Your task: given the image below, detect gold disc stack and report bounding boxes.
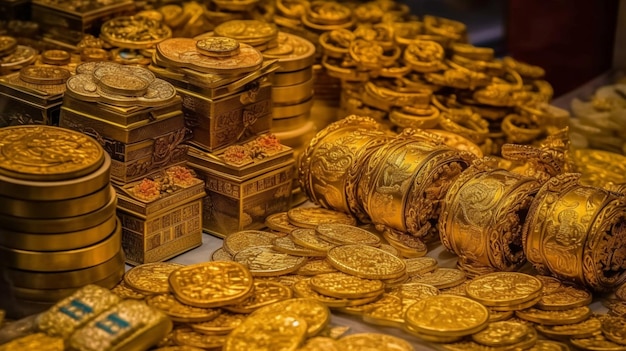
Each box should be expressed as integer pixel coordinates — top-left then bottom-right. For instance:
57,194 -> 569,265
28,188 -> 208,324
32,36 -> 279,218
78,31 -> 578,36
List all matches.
0,125 -> 124,318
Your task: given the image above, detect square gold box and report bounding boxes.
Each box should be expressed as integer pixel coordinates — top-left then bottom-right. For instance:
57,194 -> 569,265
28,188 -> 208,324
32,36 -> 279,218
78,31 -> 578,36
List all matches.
187,144 -> 294,238
116,180 -> 205,265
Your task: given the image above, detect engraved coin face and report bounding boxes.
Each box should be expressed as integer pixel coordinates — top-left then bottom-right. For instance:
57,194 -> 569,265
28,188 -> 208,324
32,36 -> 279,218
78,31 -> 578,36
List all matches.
98,74 -> 149,96
224,313 -> 307,351
465,272 -> 543,307
214,20 -> 278,41
310,272 -> 384,299
515,306 -> 592,325
66,74 -> 102,101
211,248 -> 233,261
405,295 -> 489,337
314,223 -> 379,246
196,37 -> 240,57
537,284 -> 592,310
145,294 -> 222,323
288,207 -> 357,228
233,246 -> 307,276
251,298 -> 330,337
1,46 -> 36,68
407,268 -> 466,289
290,228 -> 337,252
124,262 -> 185,295
19,66 -> 71,85
223,230 -> 278,255
296,259 -> 337,276
265,212 -> 300,233
326,244 -> 406,280
224,280 -> 293,314
41,49 -> 71,65
0,126 -> 104,181
173,328 -> 227,349
388,283 -> 439,301
190,311 -> 247,335
168,261 -> 254,308
100,16 -> 172,49
272,236 -> 326,257
404,257 -> 438,276
471,321 -> 532,347
535,315 -> 601,339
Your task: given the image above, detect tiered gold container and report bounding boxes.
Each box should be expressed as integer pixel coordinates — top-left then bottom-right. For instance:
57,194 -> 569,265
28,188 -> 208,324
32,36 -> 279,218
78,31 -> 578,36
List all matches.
187,135 -> 294,238
0,125 -> 124,318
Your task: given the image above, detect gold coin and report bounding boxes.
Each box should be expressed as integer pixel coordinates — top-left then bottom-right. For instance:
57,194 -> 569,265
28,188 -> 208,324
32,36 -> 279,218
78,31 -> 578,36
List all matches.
617,283 -> 626,301
292,279 -> 379,308
535,276 -> 564,294
272,236 -> 327,257
535,315 -> 601,339
224,280 -> 293,314
100,16 -> 172,49
263,32 -> 316,72
404,257 -> 438,276
196,37 -> 240,58
387,283 -> 439,300
537,284 -> 593,311
233,246 -> 307,277
309,272 -> 384,299
211,248 -> 233,261
336,333 -> 415,351
296,259 -> 338,276
465,272 -> 543,307
169,261 -> 253,308
602,316 -> 626,346
19,66 -> 70,85
378,243 -> 401,257
515,306 -> 591,325
224,312 -> 307,351
299,337 -> 340,351
408,268 -> 466,289
440,280 -> 471,296
173,328 -> 227,349
287,207 -> 357,228
570,334 -> 626,351
337,293 -> 397,316
223,230 -> 278,255
124,262 -> 185,295
290,228 -> 337,252
251,298 -> 330,337
404,295 -> 489,337
314,223 -> 380,246
361,295 -> 408,328
471,321 -> 533,347
111,280 -> 146,300
605,299 -> 626,317
265,212 -> 300,234
0,125 -> 104,181
190,311 -> 247,335
526,340 -> 572,351
326,244 -> 405,280
214,20 -> 278,43
487,309 -> 514,322
0,35 -> 17,56
0,333 -> 64,351
146,294 -> 222,323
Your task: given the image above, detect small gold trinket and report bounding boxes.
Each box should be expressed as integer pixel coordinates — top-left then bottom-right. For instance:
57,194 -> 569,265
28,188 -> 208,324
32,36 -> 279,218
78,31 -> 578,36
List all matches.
290,228 -> 337,252
404,257 -> 438,276
272,236 -> 327,257
173,328 -> 227,350
296,259 -> 337,276
110,280 -> 146,300
602,316 -> 626,346
570,334 -> 626,351
265,212 -> 300,234
211,248 -> 233,261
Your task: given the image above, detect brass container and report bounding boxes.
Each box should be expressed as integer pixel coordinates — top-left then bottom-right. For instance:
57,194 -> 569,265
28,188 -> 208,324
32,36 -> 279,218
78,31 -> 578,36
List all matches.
31,0 -> 135,46
523,173 -> 626,292
116,180 -> 205,266
0,72 -> 65,126
439,163 -> 541,274
59,95 -> 188,184
187,144 -> 294,238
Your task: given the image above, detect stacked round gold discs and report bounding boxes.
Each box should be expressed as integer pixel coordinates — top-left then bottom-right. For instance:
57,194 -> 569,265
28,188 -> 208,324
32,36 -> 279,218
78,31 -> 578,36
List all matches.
0,126 -> 124,316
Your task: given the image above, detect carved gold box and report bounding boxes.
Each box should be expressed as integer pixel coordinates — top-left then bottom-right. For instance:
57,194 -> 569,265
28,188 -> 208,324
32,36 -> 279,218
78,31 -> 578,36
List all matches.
31,0 -> 135,47
59,95 -> 188,184
115,168 -> 205,265
186,142 -> 294,238
0,72 -> 65,126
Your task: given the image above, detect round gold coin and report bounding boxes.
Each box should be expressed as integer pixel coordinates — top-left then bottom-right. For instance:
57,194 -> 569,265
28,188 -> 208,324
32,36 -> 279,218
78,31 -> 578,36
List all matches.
408,268 -> 467,289
265,212 -> 300,234
97,73 -> 150,96
570,334 -> 626,351
388,283 -> 440,301
223,230 -> 278,255
326,244 -> 406,280
310,272 -> 384,299
251,298 -> 330,337
296,259 -> 338,276
602,315 -> 626,346
537,283 -> 593,311
271,235 -> 326,257
110,280 -> 146,300
405,295 -> 489,337
224,280 -> 293,314
211,248 -> 233,261
233,246 -> 307,277
471,321 -> 533,347
190,311 -> 247,335
465,272 -> 543,307
173,328 -> 227,349
224,313 -> 307,351
196,37 -> 240,58
169,261 -> 254,308
19,66 -> 71,85
124,262 -> 185,295
290,228 -> 337,252
527,339 -> 573,351
535,315 -> 601,339
0,125 -> 104,181
0,333 -> 64,351
336,333 -> 415,351
404,257 -> 438,276
515,306 -> 592,325
287,207 -> 357,228
0,35 -> 17,56
41,49 -> 71,65
314,223 -> 380,246
145,294 -> 222,323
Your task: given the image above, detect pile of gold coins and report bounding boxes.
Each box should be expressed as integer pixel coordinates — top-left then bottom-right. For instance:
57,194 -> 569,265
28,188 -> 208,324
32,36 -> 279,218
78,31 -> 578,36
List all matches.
0,284 -> 171,350
0,126 -> 124,316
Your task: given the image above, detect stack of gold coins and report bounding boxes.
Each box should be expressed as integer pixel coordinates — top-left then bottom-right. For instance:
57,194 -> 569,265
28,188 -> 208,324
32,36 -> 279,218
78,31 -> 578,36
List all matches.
262,31 -> 316,205
214,20 -> 279,52
0,36 -> 37,76
0,125 -> 124,318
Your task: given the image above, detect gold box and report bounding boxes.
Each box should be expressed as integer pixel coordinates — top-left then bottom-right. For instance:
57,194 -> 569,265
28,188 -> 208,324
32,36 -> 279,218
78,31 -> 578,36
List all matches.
187,144 -> 294,238
116,176 -> 205,265
31,0 -> 135,46
0,72 -> 65,126
59,95 -> 188,184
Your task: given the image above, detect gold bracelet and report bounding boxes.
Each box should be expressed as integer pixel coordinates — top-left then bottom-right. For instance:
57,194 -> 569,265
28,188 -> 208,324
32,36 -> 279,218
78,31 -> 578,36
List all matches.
439,109 -> 490,144
389,105 -> 441,130
501,113 -> 544,144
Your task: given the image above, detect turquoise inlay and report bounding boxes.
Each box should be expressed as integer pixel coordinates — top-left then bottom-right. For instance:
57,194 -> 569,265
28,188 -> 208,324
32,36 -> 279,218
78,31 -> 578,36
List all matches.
59,299 -> 93,321
95,313 -> 131,335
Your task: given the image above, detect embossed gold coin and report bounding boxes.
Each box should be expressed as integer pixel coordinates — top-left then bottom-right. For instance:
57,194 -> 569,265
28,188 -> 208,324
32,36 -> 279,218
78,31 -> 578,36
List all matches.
223,230 -> 278,255
404,323 -> 464,343
19,66 -> 70,85
327,244 -> 406,280
404,257 -> 438,276
287,207 -> 357,228
145,294 -> 221,323
296,259 -> 338,276
100,16 -> 172,49
110,280 -> 146,300
292,279 -> 379,308
314,223 -> 380,246
233,246 -> 307,276
169,261 -> 253,308
362,294 -> 409,328
0,35 -> 17,56
224,280 -> 293,314
465,272 -> 543,307
0,125 -> 104,181
124,262 -> 184,295
388,283 -> 439,300
471,321 -> 533,347
173,328 -> 227,349
41,49 -> 71,65
196,37 -> 240,57
272,235 -> 326,257
408,268 -> 467,289
190,311 -> 247,335
570,334 -> 626,351
602,315 -> 626,346
224,312 -> 307,351
263,32 -> 316,72
211,248 -> 233,261
214,20 -> 278,45
336,333 -> 414,351
405,295 -> 489,337
0,333 -> 64,351
309,272 -> 384,299
290,228 -> 337,252
515,306 -> 592,325
251,298 -> 330,337
537,283 -> 593,311
265,212 -> 300,233
535,315 -> 601,339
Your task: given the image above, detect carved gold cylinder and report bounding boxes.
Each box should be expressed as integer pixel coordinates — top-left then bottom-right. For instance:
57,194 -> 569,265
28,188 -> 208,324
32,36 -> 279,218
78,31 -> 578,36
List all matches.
299,115 -> 392,222
523,173 -> 626,292
439,162 -> 541,274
